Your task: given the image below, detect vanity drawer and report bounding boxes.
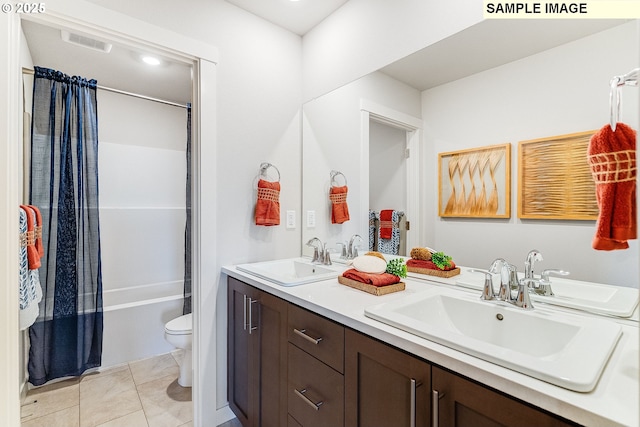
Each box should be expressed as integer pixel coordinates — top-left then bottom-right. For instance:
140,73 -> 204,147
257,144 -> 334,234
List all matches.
288,303 -> 344,373
288,344 -> 344,427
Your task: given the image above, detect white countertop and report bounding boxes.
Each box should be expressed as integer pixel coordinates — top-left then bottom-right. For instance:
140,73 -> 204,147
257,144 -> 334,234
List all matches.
222,260 -> 639,427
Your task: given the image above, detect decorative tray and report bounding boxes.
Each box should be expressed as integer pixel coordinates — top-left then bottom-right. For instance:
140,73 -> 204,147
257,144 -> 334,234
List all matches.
338,276 -> 405,296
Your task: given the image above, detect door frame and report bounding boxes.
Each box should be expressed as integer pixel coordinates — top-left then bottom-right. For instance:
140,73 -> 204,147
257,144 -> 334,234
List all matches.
1,3 -> 218,426
360,99 -> 422,254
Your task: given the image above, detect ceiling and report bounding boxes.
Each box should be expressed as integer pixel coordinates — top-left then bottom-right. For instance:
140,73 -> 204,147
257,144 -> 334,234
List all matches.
21,20 -> 192,105
380,19 -> 631,91
225,0 -> 350,36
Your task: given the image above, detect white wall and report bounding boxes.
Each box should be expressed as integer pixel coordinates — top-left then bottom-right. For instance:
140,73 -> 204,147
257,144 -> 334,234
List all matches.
422,22 -> 639,287
98,90 -> 187,366
369,120 -> 407,214
302,71 -> 421,255
302,0 -> 483,101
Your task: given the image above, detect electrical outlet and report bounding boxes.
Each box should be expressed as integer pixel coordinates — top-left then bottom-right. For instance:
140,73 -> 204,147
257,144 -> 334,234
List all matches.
286,210 -> 296,229
306,210 -> 316,228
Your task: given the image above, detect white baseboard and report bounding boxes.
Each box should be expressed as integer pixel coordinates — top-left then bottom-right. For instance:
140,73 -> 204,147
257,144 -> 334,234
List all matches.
216,404 -> 236,425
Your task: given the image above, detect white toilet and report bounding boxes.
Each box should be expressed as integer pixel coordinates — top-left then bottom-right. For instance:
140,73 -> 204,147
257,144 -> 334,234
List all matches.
164,313 -> 192,387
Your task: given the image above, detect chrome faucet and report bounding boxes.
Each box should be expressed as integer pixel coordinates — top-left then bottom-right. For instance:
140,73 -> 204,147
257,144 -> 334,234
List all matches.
535,269 -> 570,296
524,249 -> 543,280
489,258 -> 516,303
306,237 -> 332,265
468,269 -> 495,301
347,234 -> 362,259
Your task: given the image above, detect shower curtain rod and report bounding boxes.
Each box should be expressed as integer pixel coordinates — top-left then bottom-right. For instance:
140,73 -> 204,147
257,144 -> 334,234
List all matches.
22,67 -> 188,109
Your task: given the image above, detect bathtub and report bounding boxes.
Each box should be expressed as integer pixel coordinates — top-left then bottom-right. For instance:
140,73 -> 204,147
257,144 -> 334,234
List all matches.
102,280 -> 185,368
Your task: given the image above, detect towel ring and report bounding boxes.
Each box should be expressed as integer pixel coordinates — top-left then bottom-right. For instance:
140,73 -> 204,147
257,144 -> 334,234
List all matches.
330,170 -> 347,187
259,162 -> 280,182
609,68 -> 639,132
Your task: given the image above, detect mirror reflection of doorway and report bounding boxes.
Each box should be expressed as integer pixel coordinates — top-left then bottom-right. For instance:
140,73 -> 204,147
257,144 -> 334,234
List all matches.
369,119 -> 408,256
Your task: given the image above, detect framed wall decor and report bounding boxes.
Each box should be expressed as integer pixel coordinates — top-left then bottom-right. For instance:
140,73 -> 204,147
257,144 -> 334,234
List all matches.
438,143 -> 511,218
518,131 -> 598,220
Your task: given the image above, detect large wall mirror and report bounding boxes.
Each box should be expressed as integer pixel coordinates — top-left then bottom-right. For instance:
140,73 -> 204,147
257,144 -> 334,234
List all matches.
302,19 -> 639,289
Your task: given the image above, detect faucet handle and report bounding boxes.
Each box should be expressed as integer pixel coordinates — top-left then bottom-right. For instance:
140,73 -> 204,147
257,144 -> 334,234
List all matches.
541,269 -> 570,281
336,242 -> 348,259
515,278 -> 537,310
468,269 -> 495,301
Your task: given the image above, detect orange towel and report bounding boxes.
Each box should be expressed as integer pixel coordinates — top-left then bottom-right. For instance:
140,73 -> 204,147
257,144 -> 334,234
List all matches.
29,205 -> 44,258
407,258 -> 457,271
587,123 -> 637,250
255,179 -> 280,226
379,210 -> 394,239
20,205 -> 41,269
330,185 -> 350,224
342,269 -> 400,287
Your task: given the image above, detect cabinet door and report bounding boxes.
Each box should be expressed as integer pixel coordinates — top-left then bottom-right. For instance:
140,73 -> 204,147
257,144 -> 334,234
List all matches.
227,278 -> 288,427
345,329 -> 431,427
228,277 -> 255,426
432,366 -> 578,427
255,288 -> 289,427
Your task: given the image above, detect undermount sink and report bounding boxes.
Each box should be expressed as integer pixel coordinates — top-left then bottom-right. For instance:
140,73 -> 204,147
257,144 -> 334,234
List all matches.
236,258 -> 340,286
456,271 -> 639,318
365,287 -> 622,392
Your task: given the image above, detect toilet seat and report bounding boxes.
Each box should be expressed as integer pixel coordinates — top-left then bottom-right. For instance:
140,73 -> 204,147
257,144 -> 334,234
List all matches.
165,313 -> 192,335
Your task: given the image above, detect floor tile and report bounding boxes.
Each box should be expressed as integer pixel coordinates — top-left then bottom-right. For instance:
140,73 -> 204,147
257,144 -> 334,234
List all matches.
79,365 -> 142,427
21,405 -> 79,427
96,409 -> 149,427
21,379 -> 79,422
137,374 -> 192,427
129,353 -> 180,386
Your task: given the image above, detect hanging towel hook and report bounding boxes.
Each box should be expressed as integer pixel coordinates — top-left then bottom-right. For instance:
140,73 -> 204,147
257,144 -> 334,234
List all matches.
609,68 -> 639,132
330,170 -> 347,187
259,162 -> 280,182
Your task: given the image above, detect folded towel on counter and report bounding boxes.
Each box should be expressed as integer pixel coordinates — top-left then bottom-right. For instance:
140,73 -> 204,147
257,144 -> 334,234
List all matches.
587,123 -> 637,250
342,269 -> 400,287
255,179 -> 281,226
330,185 -> 350,224
407,258 -> 457,271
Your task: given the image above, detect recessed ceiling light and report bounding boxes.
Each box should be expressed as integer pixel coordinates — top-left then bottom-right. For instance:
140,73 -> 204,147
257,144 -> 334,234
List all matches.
142,56 -> 161,66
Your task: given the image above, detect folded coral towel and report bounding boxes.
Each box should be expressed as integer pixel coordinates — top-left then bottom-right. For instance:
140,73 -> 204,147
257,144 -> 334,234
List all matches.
342,269 -> 400,287
379,209 -> 394,239
255,179 -> 281,226
588,123 -> 637,250
20,205 -> 41,269
407,259 -> 457,271
330,185 -> 350,224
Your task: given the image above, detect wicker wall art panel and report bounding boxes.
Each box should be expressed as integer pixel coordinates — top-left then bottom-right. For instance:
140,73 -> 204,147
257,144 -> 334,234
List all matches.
438,143 -> 511,218
518,131 -> 598,220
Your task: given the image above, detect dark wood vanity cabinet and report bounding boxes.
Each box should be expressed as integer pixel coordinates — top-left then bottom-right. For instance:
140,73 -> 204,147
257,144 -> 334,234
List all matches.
287,302 -> 345,427
432,366 -> 578,427
345,329 -> 431,427
227,277 -> 288,427
228,278 -> 580,427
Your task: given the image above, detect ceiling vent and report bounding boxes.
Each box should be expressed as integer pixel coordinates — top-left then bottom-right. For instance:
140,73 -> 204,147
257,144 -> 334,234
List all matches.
60,30 -> 112,53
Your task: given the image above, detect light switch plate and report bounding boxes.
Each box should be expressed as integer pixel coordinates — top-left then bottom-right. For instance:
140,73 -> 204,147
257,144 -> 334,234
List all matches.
306,210 -> 316,228
286,210 -> 296,229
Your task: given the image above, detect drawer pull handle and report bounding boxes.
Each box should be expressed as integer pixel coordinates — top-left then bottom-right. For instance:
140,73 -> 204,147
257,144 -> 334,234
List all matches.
432,389 -> 445,427
293,328 -> 323,345
294,388 -> 323,411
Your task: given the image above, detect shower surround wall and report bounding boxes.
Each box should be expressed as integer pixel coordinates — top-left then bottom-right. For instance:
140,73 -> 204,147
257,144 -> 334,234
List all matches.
98,90 -> 187,368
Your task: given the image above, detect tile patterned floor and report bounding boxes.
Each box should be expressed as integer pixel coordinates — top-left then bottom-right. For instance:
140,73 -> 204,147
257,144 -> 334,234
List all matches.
20,351 -> 194,427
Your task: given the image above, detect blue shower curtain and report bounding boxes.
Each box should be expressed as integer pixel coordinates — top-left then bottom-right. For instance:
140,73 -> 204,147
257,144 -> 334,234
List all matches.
28,66 -> 103,386
184,103 -> 192,315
